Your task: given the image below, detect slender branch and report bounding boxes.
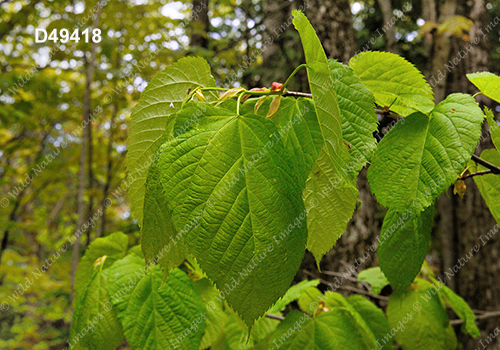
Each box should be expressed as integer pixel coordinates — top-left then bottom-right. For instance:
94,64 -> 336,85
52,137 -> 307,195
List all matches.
265,313 -> 285,321
449,310 -> 500,325
461,169 -> 493,179
302,270 -> 389,301
320,270 -> 359,283
472,91 -> 483,99
340,260 -> 358,277
283,91 -> 312,98
471,154 -> 500,174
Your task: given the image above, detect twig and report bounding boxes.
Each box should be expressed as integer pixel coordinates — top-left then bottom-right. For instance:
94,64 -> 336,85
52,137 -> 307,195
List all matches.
320,270 -> 359,283
471,154 -> 500,174
283,91 -> 312,98
340,260 -> 358,276
461,169 -> 493,179
302,270 -> 389,301
472,309 -> 488,314
449,310 -> 500,325
266,313 -> 285,321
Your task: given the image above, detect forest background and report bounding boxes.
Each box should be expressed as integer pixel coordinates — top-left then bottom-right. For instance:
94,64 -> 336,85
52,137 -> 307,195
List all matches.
0,0 -> 499,348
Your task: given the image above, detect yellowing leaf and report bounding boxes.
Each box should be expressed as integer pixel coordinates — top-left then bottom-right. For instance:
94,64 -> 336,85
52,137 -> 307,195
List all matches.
266,95 -> 281,118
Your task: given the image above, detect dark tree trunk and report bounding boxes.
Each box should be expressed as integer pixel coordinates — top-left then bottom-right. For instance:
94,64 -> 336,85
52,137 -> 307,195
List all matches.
306,0 -> 357,62
70,3 -> 103,300
261,0 -> 308,91
289,0 -> 385,295
376,0 -> 398,53
423,0 -> 500,347
191,0 -> 209,49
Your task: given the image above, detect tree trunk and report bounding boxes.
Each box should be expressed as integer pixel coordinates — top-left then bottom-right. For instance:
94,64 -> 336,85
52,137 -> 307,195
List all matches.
306,0 -> 357,62
191,0 -> 209,49
421,0 -> 500,347
70,2 -> 103,299
290,0 -> 384,292
376,0 -> 398,53
261,0 -> 307,91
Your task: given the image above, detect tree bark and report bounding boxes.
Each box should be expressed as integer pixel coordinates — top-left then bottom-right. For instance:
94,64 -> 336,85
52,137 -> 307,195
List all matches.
261,0 -> 307,91
288,0 -> 384,292
376,0 -> 399,53
70,2 -> 103,299
306,0 -> 357,62
421,0 -> 500,346
191,0 -> 209,49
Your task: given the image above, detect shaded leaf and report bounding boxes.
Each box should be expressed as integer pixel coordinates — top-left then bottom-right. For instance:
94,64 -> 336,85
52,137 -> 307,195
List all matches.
350,51 -> 434,116
387,279 -> 450,350
127,56 -> 216,226
158,103 -> 308,326
368,94 -> 483,212
467,72 -> 500,103
74,231 -> 128,300
378,206 -> 434,290
70,263 -> 123,350
473,149 -> 500,226
431,277 -> 480,338
357,267 -> 390,295
348,295 -> 394,350
107,254 -> 206,350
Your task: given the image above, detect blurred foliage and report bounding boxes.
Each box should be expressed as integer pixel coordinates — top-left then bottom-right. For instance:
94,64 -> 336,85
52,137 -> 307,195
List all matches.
0,0 -> 499,348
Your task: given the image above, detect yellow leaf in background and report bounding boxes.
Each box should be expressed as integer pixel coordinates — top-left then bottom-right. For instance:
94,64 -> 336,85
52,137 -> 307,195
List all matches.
437,16 -> 473,39
418,20 -> 439,37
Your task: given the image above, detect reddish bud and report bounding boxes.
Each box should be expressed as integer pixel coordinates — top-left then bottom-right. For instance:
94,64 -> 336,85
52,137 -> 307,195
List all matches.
270,82 -> 284,91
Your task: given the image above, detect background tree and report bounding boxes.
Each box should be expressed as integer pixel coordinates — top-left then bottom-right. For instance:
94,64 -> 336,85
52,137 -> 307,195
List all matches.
0,0 -> 499,348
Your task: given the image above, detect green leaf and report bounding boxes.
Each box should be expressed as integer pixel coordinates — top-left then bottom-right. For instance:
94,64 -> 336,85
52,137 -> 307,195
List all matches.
302,149 -> 359,263
128,244 -> 144,258
193,278 -> 228,350
368,93 -> 484,212
127,56 -> 216,226
142,148 -> 189,276
484,106 -> 500,151
357,267 -> 390,295
70,262 -> 123,350
467,71 -> 500,103
266,97 -> 324,184
297,286 -> 324,313
107,254 -> 206,350
296,288 -> 380,348
210,308 -> 279,350
329,59 -> 379,168
387,278 -> 450,350
349,51 -> 434,116
267,279 -> 320,313
378,205 -> 434,290
157,103 -> 308,326
74,231 -> 128,300
348,295 -> 394,350
293,10 -> 359,264
474,149 -> 500,225
242,96 -> 324,186
271,309 -> 378,350
430,277 -> 480,338
292,11 -> 352,174
193,275 -> 278,350
444,323 -> 458,350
